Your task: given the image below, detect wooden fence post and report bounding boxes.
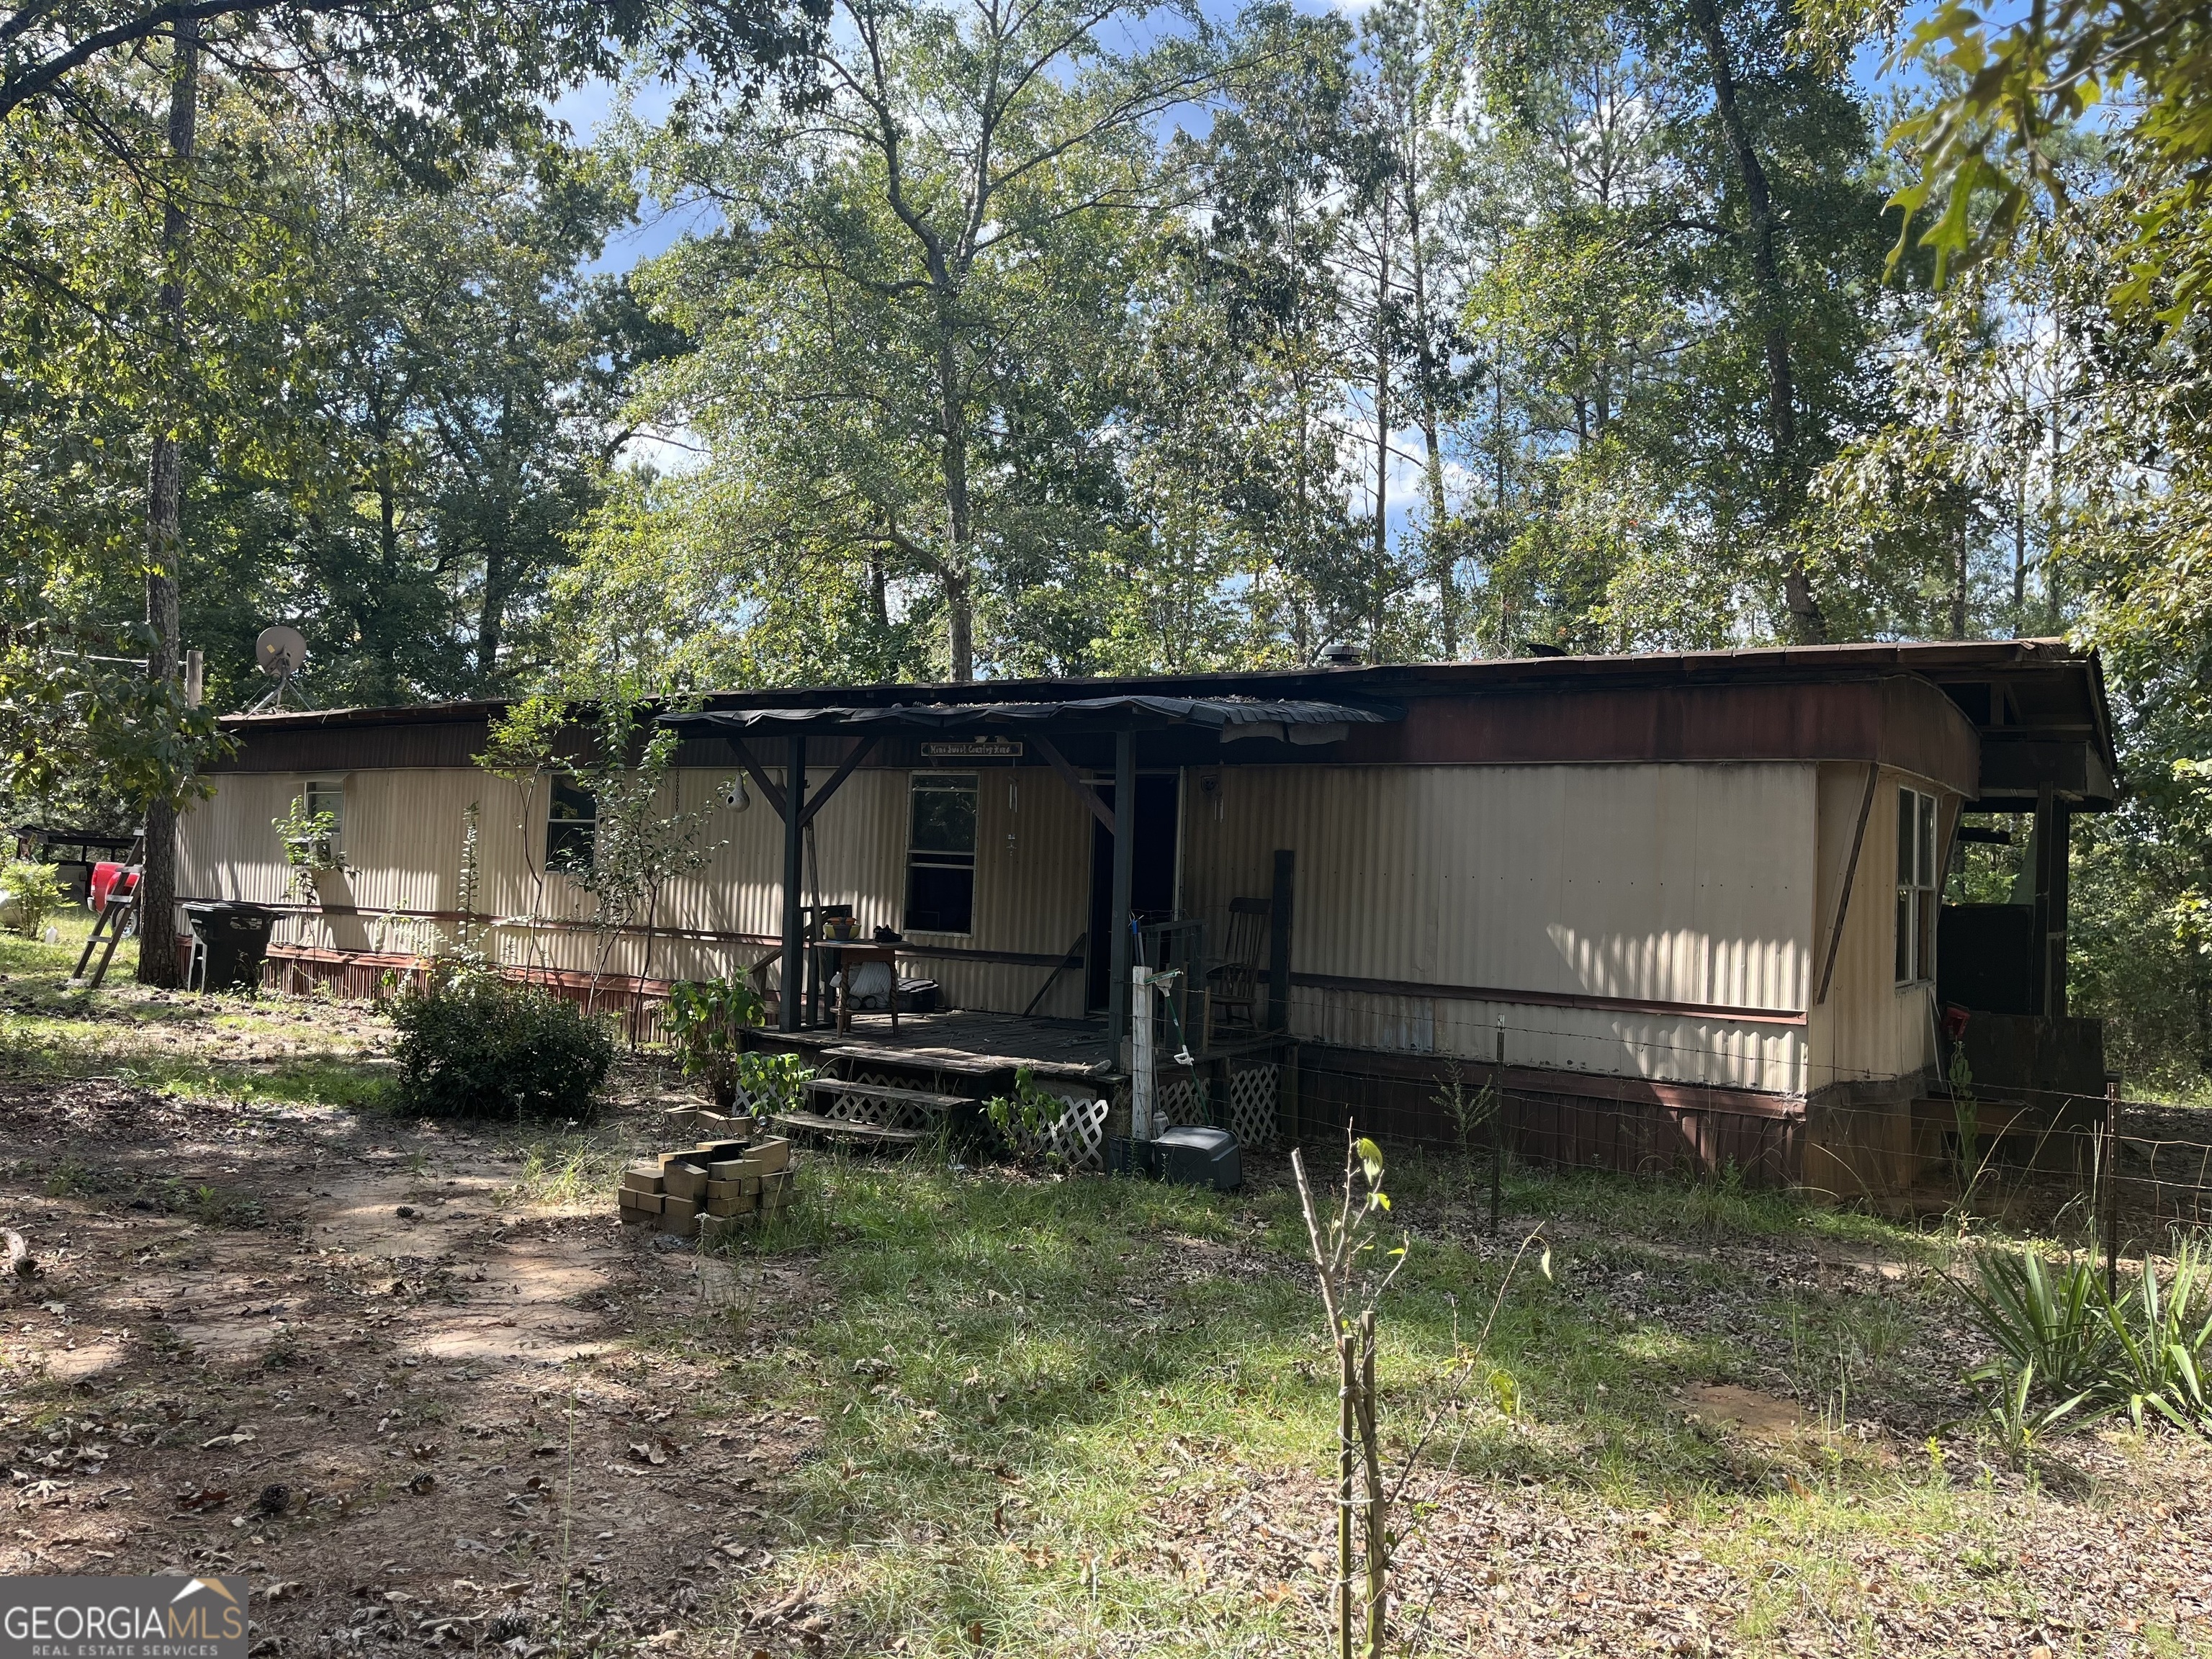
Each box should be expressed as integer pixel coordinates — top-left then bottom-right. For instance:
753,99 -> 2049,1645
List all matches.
2105,1081 -> 2121,1298
1491,1020 -> 1505,1236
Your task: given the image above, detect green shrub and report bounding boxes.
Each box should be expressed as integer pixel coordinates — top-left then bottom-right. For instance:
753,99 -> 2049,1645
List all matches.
2100,1238 -> 2212,1432
663,976 -> 766,1106
1961,1238 -> 2212,1438
391,965 -> 616,1121
1961,1246 -> 2114,1401
732,1049 -> 812,1118
985,1065 -> 1071,1164
0,861 -> 63,939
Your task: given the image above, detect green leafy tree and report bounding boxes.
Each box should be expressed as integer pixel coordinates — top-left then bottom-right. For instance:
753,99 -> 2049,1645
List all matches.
597,0 -> 1227,683
1465,0 -> 1894,647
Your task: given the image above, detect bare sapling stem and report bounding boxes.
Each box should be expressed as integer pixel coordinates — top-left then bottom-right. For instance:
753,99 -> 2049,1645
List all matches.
1359,1309 -> 1385,1656
1338,1329 -> 1356,1659
1293,1131 -> 1407,1659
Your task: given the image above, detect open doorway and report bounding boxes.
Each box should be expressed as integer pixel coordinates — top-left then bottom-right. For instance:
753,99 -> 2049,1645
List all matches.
1086,773 -> 1180,1012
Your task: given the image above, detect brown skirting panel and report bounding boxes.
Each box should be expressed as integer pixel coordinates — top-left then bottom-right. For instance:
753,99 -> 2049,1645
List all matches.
1290,1045 -> 1803,1187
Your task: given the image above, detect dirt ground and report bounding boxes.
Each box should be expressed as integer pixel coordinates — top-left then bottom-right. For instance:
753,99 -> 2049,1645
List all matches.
3,979 -> 2211,1658
0,1056 -> 826,1658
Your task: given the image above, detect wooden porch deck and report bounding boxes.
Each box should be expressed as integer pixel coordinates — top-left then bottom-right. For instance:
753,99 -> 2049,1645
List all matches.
745,1008 -> 1290,1085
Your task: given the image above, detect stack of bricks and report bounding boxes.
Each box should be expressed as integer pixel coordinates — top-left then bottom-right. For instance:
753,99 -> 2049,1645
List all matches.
617,1105 -> 799,1238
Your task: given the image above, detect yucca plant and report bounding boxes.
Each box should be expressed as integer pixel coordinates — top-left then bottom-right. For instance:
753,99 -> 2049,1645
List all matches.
1983,1359 -> 2096,1463
1960,1247 -> 2116,1401
2098,1239 -> 2212,1434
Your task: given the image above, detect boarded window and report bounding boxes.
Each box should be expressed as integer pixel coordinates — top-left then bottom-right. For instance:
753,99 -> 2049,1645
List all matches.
548,777 -> 596,872
1895,787 -> 1938,985
904,773 -> 977,934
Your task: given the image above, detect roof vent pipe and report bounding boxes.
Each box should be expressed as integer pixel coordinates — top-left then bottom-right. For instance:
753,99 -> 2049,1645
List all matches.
1318,642 -> 1363,667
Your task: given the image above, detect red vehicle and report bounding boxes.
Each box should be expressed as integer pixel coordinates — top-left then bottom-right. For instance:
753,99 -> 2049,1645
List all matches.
89,861 -> 138,914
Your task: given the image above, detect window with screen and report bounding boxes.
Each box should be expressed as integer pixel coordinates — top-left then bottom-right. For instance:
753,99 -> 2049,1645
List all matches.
1896,787 -> 1939,985
904,773 -> 977,934
305,780 -> 345,836
547,777 -> 596,872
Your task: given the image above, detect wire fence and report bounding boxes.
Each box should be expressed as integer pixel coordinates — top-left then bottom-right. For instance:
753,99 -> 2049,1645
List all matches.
261,945 -> 2212,1249
1277,1043 -> 2212,1251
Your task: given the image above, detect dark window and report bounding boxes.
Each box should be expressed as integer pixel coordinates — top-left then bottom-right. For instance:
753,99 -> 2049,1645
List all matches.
904,773 -> 977,933
1896,787 -> 1938,985
548,778 -> 596,872
305,780 -> 346,836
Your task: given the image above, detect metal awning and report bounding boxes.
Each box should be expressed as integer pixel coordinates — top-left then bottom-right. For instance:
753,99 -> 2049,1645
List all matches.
659,694 -> 1400,742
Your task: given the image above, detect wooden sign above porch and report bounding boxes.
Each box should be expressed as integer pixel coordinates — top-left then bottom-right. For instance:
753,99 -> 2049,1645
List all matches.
922,740 -> 1024,758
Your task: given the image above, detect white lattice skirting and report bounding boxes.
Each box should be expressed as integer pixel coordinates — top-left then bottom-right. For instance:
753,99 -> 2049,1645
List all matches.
1147,1065 -> 1279,1147
1156,1074 -> 1207,1130
814,1071 -> 947,1134
1012,1092 -> 1109,1170
1228,1064 -> 1281,1148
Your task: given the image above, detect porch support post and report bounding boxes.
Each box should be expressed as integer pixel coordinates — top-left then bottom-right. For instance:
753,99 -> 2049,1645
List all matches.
1267,848 -> 1295,1031
2032,783 -> 2069,1017
781,735 -> 807,1033
1106,727 -> 1136,1065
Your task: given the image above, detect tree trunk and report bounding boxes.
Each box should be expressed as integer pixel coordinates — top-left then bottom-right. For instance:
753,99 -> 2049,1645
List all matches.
1951,495 -> 1969,639
935,313 -> 974,683
1407,190 -> 1455,657
1371,205 -> 1390,659
137,17 -> 199,991
1683,0 -> 1824,642
2046,395 -> 2063,629
478,543 -> 508,685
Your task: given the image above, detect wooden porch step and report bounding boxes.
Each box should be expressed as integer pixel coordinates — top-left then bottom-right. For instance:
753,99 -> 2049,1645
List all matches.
822,1043 -> 1004,1078
771,1110 -> 928,1147
808,1076 -> 971,1112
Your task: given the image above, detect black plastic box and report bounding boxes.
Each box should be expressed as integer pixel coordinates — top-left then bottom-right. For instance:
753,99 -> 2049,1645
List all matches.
1106,1126 -> 1242,1190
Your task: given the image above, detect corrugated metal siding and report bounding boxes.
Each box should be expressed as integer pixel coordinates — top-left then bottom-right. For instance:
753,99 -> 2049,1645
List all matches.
1182,763 -> 1817,1093
176,776 -> 296,906
1807,763 -> 1945,1091
179,757 -> 1887,1095
177,763 -> 1100,1013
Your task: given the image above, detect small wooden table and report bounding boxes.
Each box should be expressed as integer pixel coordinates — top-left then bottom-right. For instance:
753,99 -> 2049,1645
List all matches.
820,942 -> 902,1035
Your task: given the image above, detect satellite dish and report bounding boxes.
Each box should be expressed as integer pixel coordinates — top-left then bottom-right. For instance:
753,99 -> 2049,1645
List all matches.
256,626 -> 308,678
246,625 -> 315,712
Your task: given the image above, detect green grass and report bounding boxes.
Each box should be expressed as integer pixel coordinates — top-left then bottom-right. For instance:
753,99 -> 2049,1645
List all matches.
1,908 -> 2200,1653
672,1154 -> 2014,1656
0,910 -> 389,1112
500,1128 -> 631,1207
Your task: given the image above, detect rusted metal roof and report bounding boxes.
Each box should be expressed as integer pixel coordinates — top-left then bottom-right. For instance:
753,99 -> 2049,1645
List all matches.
659,694 -> 1401,739
204,637 -> 2118,804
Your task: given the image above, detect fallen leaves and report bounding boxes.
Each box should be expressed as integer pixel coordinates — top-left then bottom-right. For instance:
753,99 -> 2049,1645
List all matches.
626,1435 -> 679,1467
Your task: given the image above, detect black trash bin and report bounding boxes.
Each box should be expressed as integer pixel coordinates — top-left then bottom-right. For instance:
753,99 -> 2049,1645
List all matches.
183,901 -> 278,993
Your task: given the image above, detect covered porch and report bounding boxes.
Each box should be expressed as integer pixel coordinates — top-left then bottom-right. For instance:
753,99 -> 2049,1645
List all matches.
657,691 -> 1398,1148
